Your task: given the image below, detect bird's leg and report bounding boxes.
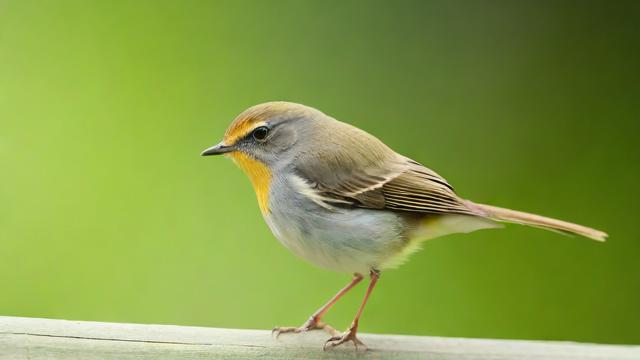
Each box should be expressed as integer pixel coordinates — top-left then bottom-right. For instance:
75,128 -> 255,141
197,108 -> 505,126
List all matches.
273,273 -> 364,338
324,269 -> 380,351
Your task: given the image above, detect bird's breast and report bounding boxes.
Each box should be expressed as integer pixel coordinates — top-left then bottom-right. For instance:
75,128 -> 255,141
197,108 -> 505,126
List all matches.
263,174 -> 411,273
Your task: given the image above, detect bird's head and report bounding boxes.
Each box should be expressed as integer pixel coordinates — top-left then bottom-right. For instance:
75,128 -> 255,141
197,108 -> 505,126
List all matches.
201,101 -> 324,166
201,101 -> 325,213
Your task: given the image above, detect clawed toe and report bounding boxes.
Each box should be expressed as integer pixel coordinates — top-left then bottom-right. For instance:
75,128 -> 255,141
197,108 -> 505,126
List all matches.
271,326 -> 306,339
323,327 -> 367,351
272,319 -> 339,339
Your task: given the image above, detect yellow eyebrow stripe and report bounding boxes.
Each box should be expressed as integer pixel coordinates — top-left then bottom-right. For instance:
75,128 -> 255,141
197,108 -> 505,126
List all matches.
223,101 -> 297,145
224,121 -> 266,146
229,151 -> 271,214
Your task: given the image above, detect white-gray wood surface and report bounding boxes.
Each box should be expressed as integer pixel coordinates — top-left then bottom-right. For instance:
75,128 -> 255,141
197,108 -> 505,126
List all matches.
0,316 -> 638,359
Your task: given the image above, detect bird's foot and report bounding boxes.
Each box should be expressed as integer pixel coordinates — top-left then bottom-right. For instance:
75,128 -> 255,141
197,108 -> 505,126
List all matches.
323,324 -> 367,352
272,317 -> 339,339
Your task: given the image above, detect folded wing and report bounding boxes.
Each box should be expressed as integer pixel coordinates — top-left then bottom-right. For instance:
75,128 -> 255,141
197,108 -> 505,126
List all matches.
293,121 -> 478,216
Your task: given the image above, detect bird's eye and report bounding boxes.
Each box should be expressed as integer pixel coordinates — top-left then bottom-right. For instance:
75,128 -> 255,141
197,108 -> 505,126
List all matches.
252,126 -> 269,141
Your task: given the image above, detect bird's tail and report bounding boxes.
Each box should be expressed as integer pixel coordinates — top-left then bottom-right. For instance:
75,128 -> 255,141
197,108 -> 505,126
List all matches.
468,202 -> 608,241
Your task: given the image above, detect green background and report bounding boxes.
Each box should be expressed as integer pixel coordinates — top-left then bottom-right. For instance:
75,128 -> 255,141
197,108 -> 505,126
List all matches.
1,0 -> 638,345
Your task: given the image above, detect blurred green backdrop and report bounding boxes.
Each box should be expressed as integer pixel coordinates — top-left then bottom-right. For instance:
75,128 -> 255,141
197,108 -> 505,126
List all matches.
1,0 -> 639,345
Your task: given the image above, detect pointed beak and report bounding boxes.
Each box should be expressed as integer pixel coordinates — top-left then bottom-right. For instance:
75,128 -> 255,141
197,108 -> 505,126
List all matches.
201,142 -> 234,156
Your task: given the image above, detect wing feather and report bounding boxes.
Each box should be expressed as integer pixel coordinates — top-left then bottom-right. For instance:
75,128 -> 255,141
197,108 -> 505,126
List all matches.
381,162 -> 475,215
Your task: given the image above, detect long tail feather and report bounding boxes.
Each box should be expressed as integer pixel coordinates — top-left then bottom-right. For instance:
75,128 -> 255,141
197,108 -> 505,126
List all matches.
468,202 -> 608,241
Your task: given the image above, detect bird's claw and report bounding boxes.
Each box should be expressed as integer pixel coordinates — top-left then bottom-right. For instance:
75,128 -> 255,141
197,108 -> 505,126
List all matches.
271,325 -> 312,339
272,318 -> 339,339
323,326 -> 367,351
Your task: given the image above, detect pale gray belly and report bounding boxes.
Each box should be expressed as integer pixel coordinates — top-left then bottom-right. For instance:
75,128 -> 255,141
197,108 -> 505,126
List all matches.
264,178 -> 411,273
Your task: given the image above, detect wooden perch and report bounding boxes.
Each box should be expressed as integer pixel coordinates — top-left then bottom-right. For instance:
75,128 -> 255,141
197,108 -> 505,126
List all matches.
0,316 -> 638,359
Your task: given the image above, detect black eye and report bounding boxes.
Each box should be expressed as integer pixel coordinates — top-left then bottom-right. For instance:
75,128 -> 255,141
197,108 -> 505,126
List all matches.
252,126 -> 269,141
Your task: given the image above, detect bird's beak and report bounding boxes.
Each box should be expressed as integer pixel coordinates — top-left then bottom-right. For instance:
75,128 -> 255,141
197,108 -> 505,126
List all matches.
201,142 -> 234,156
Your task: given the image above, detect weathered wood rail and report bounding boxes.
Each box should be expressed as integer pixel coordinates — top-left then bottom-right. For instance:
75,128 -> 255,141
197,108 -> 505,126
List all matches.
0,316 -> 638,359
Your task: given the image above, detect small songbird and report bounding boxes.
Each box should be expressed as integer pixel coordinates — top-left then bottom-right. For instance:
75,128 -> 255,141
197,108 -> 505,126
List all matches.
201,101 -> 607,350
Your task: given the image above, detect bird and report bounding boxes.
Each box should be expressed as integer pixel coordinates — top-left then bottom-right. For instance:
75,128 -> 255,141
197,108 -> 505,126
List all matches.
201,101 -> 607,350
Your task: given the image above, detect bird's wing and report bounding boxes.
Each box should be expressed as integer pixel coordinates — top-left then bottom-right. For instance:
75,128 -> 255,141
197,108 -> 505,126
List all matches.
293,123 -> 477,215
380,159 -> 476,215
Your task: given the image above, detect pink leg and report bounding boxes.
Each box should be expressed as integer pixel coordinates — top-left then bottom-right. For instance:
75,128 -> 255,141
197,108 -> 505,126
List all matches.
324,270 -> 380,351
273,273 -> 364,338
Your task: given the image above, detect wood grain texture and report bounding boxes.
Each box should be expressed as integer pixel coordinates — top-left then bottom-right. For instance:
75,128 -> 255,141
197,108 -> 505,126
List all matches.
1,316 -> 638,360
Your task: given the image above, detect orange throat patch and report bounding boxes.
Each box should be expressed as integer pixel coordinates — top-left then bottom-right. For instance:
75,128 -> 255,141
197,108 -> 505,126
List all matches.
229,152 -> 272,214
